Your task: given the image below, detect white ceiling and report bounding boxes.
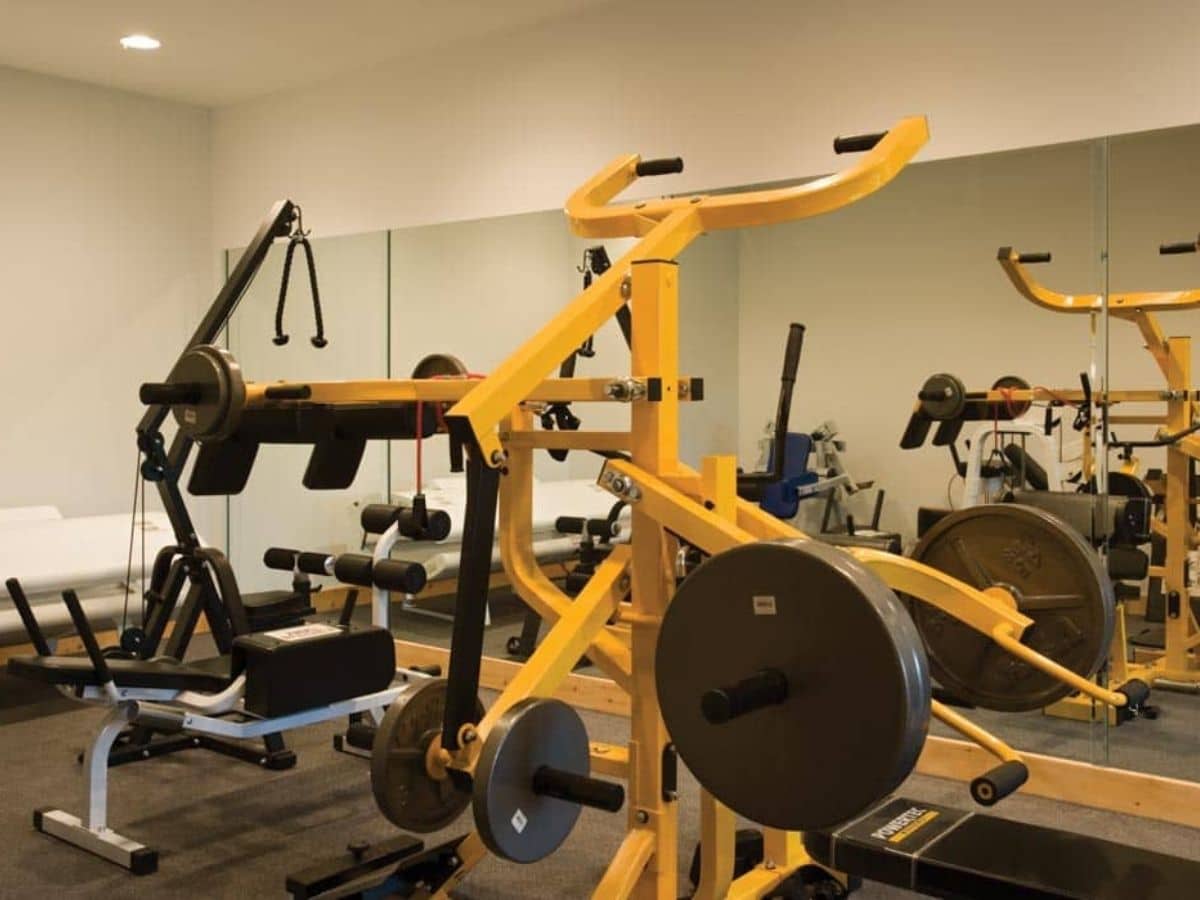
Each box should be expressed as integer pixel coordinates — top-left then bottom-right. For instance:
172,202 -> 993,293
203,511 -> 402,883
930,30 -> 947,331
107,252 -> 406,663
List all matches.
0,0 -> 613,107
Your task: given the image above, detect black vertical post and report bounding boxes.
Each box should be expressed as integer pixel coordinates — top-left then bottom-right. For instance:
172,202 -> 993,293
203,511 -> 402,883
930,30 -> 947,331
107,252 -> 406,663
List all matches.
441,454 -> 502,750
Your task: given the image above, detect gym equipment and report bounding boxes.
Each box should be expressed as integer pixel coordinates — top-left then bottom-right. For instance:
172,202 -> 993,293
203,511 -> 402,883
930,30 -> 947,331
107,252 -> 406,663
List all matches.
473,698 -> 624,862
277,118 -> 1176,900
656,539 -> 929,829
905,504 -> 1115,711
4,582 -> 418,873
371,679 -> 483,832
805,795 -> 1200,899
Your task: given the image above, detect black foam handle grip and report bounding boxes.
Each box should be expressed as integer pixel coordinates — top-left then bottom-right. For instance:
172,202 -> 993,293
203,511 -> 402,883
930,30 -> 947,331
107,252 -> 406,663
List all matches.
264,384 -> 313,400
1118,678 -> 1151,708
701,668 -> 789,724
833,131 -> 887,154
635,157 -> 684,177
555,516 -> 618,537
60,589 -> 111,684
5,578 -> 51,657
970,760 -> 1028,806
360,504 -> 401,535
532,766 -> 625,813
372,559 -> 427,594
333,554 -> 375,587
1160,241 -> 1197,255
262,547 -> 299,571
1017,252 -> 1052,264
297,551 -> 333,575
139,382 -> 203,405
780,323 -> 805,384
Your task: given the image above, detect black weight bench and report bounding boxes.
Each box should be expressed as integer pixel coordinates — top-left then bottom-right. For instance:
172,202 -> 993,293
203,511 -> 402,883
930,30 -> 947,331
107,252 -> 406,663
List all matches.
805,797 -> 1199,899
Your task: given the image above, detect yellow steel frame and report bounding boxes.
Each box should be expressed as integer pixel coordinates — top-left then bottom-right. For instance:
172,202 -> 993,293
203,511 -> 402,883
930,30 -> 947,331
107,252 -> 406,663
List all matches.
409,120 -> 1141,899
992,252 -> 1200,699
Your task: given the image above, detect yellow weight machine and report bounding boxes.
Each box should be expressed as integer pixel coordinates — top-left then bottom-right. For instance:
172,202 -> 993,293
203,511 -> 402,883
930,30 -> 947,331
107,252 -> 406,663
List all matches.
154,117 -> 1152,898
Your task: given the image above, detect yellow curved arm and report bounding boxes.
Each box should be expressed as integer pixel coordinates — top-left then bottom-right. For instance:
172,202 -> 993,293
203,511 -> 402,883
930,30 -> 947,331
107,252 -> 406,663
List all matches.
999,247 -> 1200,313
566,116 -> 930,239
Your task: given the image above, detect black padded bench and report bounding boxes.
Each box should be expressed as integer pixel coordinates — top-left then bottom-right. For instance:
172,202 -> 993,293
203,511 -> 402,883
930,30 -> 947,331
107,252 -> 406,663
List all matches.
804,797 -> 1200,899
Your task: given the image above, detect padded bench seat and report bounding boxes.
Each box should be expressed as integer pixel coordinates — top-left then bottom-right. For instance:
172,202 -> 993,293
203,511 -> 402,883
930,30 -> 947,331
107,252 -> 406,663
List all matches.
6,654 -> 234,692
805,796 -> 1200,899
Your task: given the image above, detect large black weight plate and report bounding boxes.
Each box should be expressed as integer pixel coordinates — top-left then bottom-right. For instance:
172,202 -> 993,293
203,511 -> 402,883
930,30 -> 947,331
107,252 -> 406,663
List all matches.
370,679 -> 483,833
656,539 -> 930,831
167,344 -> 245,440
921,373 -> 967,421
473,698 -> 589,863
907,504 -> 1114,712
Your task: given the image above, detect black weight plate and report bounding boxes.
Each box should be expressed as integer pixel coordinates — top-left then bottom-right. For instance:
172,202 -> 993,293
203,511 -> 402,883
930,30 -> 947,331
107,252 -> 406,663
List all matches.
370,678 -> 483,833
921,373 -> 967,421
167,344 -> 245,440
991,375 -> 1032,419
474,698 -> 589,863
906,504 -> 1114,712
411,353 -> 468,379
656,540 -> 930,831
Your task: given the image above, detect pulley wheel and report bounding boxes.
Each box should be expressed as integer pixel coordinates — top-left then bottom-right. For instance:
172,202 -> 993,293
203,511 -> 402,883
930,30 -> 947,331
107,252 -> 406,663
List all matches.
920,373 -> 967,421
906,504 -> 1114,712
166,344 -> 245,440
991,375 -> 1032,418
370,678 -> 483,833
473,698 -> 590,863
411,353 -> 468,379
656,539 -> 930,831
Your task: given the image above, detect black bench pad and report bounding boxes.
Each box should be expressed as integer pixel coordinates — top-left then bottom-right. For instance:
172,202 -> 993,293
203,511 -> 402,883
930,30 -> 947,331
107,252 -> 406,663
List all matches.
6,654 -> 233,692
804,796 -> 1200,899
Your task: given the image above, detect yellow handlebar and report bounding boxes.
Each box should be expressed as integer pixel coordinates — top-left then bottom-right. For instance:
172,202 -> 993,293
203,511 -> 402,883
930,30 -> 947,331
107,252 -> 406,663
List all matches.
566,115 -> 931,239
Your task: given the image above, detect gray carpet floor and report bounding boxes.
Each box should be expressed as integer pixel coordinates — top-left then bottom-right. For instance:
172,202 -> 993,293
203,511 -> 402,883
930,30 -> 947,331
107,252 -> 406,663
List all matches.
0,594 -> 1198,897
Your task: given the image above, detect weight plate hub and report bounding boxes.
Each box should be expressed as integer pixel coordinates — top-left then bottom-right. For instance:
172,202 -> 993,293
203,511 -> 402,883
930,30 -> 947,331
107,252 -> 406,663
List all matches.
167,344 -> 245,441
656,539 -> 930,831
473,698 -> 589,863
921,373 -> 966,421
906,503 -> 1114,712
370,678 -> 482,833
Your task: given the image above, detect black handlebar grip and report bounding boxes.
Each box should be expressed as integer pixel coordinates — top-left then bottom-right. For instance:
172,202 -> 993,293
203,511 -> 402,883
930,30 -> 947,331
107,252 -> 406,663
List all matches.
970,760 -> 1028,806
1160,241 -> 1197,255
296,551 -> 333,576
372,559 -> 427,594
262,547 -> 299,571
264,384 -> 313,400
5,578 -> 51,657
780,323 -> 806,385
635,157 -> 684,177
1017,252 -> 1052,264
1118,678 -> 1151,708
360,504 -> 401,534
701,668 -> 789,724
332,553 -> 375,587
60,590 -> 111,684
139,382 -> 203,405
833,131 -> 887,154
532,766 -> 625,812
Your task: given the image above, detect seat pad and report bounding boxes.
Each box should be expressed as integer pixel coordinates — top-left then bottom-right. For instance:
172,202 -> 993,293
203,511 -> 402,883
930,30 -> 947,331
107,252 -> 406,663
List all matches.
6,654 -> 233,692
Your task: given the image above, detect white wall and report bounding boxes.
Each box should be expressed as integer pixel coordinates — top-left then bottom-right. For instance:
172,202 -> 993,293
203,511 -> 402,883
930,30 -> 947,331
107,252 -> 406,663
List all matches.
0,67 -> 217,536
211,0 -> 1200,248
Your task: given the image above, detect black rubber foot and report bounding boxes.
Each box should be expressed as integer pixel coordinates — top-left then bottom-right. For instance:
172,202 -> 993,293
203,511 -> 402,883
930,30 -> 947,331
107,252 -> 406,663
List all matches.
130,847 -> 159,876
264,750 -> 298,771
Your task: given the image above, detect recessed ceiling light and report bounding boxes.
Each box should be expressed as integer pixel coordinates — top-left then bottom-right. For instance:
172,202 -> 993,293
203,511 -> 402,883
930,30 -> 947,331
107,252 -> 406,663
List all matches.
120,34 -> 161,51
